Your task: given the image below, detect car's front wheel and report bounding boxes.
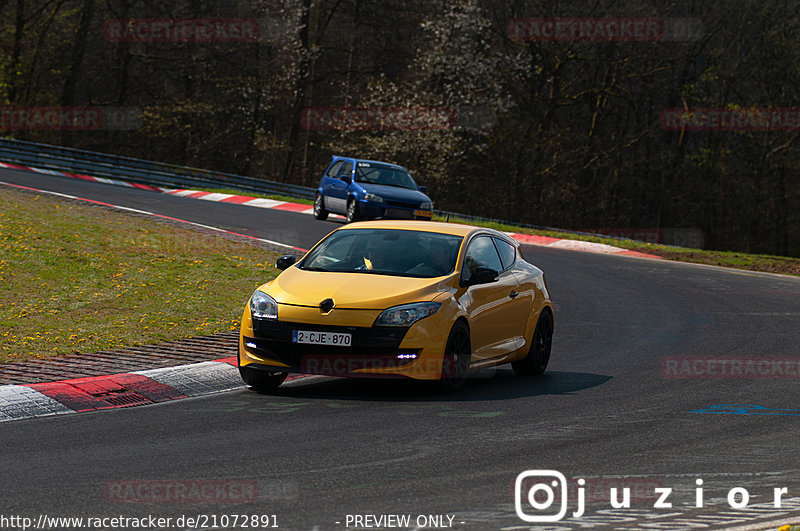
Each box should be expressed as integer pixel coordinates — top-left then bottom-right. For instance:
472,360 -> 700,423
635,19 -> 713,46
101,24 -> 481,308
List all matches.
313,193 -> 329,220
239,366 -> 287,392
346,199 -> 361,223
512,309 -> 553,376
439,321 -> 471,392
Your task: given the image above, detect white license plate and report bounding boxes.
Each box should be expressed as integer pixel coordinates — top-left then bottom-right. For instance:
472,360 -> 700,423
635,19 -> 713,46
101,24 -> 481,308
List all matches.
292,330 -> 352,347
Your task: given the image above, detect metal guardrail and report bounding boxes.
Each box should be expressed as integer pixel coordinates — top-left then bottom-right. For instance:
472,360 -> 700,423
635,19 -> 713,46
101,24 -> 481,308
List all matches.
0,137 -> 532,227
0,136 -> 648,245
0,137 -> 316,200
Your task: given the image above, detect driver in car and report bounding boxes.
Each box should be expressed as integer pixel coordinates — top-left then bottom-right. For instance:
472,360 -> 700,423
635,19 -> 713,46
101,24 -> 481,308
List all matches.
406,240 -> 455,277
362,238 -> 387,271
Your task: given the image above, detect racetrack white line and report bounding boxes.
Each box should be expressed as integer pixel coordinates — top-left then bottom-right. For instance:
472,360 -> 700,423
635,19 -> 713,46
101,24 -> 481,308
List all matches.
0,179 -> 307,252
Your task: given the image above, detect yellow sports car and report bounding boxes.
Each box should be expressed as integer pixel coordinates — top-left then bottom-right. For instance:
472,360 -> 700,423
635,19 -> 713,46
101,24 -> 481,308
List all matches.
238,220 -> 554,392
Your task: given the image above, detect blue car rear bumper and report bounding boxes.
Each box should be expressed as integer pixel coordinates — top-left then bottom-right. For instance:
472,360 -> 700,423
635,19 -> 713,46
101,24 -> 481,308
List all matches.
358,200 -> 432,220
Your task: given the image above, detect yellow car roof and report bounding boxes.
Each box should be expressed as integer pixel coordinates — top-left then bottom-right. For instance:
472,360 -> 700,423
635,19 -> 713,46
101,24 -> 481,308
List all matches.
339,219 -> 487,237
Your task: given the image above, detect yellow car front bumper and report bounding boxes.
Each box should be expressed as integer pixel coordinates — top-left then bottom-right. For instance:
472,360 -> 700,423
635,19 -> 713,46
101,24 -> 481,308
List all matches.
238,303 -> 456,380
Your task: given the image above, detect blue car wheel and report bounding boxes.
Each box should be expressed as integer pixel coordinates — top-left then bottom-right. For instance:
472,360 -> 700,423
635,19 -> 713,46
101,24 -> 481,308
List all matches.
346,198 -> 361,223
314,193 -> 328,220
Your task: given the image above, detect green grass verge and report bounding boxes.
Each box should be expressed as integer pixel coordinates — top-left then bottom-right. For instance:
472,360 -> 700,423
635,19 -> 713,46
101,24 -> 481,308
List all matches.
192,187 -> 800,276
0,187 -> 280,363
432,215 -> 800,277
197,185 -> 800,276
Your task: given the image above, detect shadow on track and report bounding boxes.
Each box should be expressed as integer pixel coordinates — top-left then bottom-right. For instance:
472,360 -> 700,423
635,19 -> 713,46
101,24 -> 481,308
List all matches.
250,369 -> 611,403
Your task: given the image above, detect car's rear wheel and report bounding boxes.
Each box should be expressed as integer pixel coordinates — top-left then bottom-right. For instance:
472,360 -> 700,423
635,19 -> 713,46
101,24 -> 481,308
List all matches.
239,366 -> 287,392
346,198 -> 361,223
512,309 -> 553,376
439,321 -> 471,393
313,193 -> 329,220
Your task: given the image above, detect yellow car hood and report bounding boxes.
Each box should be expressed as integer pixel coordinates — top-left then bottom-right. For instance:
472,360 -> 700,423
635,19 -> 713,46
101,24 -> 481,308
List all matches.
263,267 -> 449,309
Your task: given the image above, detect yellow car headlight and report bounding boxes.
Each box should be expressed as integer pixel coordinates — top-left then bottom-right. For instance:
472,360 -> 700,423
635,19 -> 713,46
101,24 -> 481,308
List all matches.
374,302 -> 440,327
250,290 -> 278,319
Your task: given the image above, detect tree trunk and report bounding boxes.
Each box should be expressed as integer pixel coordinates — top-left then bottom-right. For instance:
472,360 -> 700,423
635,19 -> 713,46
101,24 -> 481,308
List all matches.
60,0 -> 95,106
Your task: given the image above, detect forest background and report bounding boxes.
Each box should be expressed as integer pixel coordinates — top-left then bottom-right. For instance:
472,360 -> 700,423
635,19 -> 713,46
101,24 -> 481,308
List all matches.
1,0 -> 798,257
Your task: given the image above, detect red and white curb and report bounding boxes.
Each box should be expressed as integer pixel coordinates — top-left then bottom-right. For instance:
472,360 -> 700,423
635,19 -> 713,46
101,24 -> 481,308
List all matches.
0,357 -> 315,423
165,189 -> 323,216
0,159 -> 662,258
0,161 -> 168,192
506,233 -> 662,259
0,160 -> 320,215
0,358 -> 243,423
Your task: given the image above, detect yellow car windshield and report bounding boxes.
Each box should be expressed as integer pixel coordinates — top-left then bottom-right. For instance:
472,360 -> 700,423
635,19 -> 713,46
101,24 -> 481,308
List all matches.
300,229 -> 462,278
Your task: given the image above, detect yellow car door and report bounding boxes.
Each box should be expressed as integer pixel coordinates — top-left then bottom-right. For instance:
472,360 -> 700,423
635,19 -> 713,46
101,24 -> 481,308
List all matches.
459,235 -> 528,362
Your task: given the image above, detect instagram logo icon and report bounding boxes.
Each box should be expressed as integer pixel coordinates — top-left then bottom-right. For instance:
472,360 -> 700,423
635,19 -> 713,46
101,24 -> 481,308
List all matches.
515,470 -> 570,522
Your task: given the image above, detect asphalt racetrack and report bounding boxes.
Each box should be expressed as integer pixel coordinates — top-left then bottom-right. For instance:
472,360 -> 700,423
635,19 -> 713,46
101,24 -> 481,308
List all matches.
2,168 -> 800,530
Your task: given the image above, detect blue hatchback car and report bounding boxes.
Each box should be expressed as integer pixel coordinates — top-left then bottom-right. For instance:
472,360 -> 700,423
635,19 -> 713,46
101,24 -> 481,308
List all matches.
313,156 -> 434,222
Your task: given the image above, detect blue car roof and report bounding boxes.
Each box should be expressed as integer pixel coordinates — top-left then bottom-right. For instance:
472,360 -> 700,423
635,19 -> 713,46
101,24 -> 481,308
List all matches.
331,155 -> 406,170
